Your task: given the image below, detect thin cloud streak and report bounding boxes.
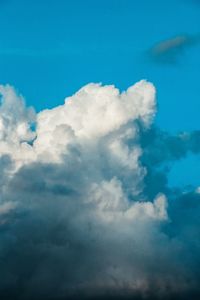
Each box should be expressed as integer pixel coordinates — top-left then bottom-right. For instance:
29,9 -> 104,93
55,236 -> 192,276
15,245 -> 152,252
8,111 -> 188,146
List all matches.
149,34 -> 200,64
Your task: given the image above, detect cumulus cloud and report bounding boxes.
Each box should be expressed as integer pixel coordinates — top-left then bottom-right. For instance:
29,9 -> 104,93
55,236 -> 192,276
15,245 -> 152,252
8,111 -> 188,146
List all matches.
0,81 -> 200,300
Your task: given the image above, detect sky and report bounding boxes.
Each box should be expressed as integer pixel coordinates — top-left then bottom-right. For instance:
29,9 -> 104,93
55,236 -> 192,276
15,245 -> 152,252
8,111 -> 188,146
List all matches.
0,1 -> 200,300
0,0 -> 200,130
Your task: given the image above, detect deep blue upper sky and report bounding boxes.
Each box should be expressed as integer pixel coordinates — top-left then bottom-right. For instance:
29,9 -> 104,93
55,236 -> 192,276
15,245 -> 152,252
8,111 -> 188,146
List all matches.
0,0 -> 200,131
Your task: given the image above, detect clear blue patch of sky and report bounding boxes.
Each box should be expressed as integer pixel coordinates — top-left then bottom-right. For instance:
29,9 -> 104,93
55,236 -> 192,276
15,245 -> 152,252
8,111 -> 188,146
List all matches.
168,153 -> 200,188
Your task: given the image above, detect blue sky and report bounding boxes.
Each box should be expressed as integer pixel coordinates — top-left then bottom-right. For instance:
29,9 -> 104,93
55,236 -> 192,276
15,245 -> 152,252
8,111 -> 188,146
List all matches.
0,0 -> 200,185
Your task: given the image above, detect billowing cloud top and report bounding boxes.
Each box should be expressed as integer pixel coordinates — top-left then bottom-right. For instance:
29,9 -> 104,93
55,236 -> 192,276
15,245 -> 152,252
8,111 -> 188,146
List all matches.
0,81 -> 200,300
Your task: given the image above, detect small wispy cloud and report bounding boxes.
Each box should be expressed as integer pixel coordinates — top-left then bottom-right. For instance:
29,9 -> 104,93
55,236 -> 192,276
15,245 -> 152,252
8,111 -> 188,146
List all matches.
149,34 -> 200,64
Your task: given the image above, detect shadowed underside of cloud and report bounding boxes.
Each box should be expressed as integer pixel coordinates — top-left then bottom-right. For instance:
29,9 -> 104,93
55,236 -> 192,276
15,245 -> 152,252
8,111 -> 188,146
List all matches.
149,34 -> 200,64
0,81 -> 200,300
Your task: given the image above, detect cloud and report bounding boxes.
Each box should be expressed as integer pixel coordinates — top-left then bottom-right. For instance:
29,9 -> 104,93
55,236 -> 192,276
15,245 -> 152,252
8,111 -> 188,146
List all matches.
0,81 -> 200,299
149,34 -> 200,64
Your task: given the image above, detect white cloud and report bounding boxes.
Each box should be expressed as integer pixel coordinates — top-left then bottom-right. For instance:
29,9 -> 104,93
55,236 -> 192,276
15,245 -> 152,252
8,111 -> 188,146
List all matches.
0,80 -> 155,166
0,84 -> 36,169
